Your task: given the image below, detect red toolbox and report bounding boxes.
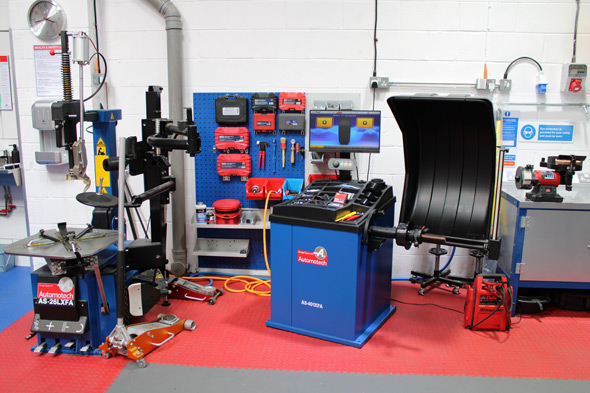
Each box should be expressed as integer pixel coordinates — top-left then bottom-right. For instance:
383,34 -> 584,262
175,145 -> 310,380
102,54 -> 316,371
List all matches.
212,199 -> 242,224
253,113 -> 276,132
217,154 -> 251,180
279,92 -> 306,111
214,127 -> 249,152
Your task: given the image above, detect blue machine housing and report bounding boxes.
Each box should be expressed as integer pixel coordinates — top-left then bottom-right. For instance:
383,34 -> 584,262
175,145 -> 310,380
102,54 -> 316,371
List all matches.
267,179 -> 396,348
30,246 -> 118,356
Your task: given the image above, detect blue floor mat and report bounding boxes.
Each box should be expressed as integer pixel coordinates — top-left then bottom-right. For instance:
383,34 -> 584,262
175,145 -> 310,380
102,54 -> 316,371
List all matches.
0,266 -> 33,331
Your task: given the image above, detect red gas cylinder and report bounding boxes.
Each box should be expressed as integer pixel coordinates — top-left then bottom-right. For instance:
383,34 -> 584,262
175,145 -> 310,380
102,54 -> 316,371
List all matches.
212,199 -> 242,225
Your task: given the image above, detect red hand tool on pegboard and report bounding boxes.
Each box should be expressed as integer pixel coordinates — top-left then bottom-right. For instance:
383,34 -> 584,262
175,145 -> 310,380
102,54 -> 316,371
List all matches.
257,141 -> 267,169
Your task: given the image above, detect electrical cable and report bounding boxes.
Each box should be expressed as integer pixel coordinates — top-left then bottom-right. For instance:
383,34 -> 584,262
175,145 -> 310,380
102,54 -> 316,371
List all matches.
390,298 -> 463,314
93,0 -> 101,72
366,83 -> 376,181
372,0 -> 378,77
439,246 -> 456,272
572,0 -> 580,63
366,0 -> 379,181
84,52 -> 107,102
503,56 -> 542,79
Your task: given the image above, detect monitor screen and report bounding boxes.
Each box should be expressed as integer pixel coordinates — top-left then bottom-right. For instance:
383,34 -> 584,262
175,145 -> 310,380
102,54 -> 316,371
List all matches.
308,110 -> 381,153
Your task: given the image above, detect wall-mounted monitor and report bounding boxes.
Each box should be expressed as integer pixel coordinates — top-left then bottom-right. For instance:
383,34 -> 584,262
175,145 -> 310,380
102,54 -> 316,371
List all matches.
308,110 -> 381,153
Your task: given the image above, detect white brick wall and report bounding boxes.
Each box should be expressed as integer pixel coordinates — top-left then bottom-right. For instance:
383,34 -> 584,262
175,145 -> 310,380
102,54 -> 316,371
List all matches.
4,0 -> 590,277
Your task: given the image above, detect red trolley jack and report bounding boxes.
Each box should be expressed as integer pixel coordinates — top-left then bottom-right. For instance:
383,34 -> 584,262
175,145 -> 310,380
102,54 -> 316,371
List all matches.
168,277 -> 224,305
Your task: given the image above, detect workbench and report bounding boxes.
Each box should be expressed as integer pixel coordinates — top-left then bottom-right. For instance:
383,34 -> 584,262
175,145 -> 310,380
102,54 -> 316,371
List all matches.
498,184 -> 590,313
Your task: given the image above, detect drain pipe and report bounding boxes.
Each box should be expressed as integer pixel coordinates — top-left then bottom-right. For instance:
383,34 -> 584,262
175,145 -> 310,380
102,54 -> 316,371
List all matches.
144,0 -> 187,276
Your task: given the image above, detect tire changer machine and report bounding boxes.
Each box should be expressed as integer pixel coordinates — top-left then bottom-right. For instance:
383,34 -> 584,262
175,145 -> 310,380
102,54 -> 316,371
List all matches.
5,34 -> 203,365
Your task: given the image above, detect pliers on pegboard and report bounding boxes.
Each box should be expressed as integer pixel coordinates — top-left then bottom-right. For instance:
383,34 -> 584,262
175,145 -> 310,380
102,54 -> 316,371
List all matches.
257,141 -> 267,170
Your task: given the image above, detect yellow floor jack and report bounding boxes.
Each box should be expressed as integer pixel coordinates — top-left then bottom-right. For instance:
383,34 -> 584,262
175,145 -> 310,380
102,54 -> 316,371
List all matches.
99,138 -> 195,368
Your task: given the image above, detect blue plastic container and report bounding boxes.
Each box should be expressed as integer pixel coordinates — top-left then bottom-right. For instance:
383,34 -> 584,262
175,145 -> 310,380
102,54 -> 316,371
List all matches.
283,178 -> 304,200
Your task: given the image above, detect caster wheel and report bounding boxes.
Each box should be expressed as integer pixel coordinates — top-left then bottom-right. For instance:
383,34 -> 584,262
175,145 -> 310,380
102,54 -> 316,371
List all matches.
101,350 -> 112,359
418,288 -> 425,296
184,319 -> 196,331
219,288 -> 224,295
136,358 -> 147,368
410,277 -> 417,284
208,298 -> 216,305
453,287 -> 460,295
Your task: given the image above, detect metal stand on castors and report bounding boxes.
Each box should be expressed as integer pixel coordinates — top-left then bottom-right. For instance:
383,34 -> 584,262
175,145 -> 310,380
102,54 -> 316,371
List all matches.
470,249 -> 485,276
411,244 -> 466,296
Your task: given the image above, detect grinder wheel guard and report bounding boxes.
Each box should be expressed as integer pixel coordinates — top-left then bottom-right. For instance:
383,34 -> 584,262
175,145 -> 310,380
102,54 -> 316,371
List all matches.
387,96 -> 496,242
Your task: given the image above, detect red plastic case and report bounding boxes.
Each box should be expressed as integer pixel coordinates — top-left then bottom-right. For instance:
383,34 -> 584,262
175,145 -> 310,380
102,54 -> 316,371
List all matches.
279,92 -> 306,111
253,113 -> 276,132
212,199 -> 242,224
215,127 -> 249,151
217,154 -> 251,179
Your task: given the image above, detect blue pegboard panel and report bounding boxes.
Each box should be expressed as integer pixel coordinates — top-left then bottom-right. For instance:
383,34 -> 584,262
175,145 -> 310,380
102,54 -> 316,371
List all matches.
193,92 -> 305,208
193,92 -> 306,270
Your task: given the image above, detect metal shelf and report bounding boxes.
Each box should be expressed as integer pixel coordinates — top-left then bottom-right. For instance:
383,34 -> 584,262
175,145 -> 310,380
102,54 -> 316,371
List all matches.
188,208 -> 271,230
0,164 -> 22,186
192,238 -> 250,258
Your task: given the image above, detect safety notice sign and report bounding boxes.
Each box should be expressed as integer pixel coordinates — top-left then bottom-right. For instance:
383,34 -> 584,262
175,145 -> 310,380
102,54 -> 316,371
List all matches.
517,122 -> 574,143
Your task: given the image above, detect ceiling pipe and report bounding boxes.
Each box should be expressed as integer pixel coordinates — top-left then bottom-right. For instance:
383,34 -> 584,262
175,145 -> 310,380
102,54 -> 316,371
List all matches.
144,0 -> 187,276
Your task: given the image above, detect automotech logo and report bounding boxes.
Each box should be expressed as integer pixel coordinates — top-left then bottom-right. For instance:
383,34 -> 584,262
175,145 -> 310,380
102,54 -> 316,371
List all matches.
297,246 -> 328,267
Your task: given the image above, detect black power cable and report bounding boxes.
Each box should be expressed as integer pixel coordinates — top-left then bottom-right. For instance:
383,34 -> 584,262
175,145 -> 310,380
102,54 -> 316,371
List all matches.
572,0 -> 580,63
503,56 -> 542,79
93,0 -> 100,72
84,52 -> 107,102
390,298 -> 463,314
372,0 -> 378,77
366,0 -> 379,181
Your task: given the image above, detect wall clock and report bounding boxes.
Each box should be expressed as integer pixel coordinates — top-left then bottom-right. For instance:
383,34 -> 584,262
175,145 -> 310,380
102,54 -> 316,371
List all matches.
27,0 -> 67,41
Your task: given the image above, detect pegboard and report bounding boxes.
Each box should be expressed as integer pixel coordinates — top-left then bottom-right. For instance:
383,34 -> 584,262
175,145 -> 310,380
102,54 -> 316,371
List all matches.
193,92 -> 306,208
193,92 -> 306,271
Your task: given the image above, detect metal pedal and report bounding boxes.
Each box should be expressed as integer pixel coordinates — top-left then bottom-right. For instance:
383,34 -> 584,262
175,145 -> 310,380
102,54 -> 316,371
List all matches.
80,344 -> 91,353
64,341 -> 75,349
33,342 -> 47,353
48,343 -> 61,354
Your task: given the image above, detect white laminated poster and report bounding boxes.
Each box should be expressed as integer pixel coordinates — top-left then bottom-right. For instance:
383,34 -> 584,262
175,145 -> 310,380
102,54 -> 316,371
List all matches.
0,55 -> 12,110
34,45 -> 63,97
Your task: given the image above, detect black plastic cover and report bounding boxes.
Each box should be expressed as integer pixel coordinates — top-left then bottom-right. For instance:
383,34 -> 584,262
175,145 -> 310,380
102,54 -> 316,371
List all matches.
387,96 -> 496,241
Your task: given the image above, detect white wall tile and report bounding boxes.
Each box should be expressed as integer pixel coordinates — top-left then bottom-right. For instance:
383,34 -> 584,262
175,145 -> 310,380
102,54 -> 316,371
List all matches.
284,1 -> 343,30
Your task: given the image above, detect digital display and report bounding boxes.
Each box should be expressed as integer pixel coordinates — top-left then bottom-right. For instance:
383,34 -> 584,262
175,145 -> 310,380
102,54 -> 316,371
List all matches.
309,110 -> 381,153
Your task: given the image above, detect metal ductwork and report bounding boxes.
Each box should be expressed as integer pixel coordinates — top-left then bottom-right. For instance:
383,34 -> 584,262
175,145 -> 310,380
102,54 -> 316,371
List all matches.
144,0 -> 187,276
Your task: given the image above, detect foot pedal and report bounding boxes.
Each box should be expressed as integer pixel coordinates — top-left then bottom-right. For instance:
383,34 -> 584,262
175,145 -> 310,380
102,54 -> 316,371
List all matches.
48,343 -> 61,354
80,344 -> 91,353
33,342 -> 47,353
64,341 -> 75,349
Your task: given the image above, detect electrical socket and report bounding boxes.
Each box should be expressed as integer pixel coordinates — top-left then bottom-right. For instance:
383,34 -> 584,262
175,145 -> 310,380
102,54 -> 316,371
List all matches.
499,79 -> 512,91
370,76 -> 389,89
